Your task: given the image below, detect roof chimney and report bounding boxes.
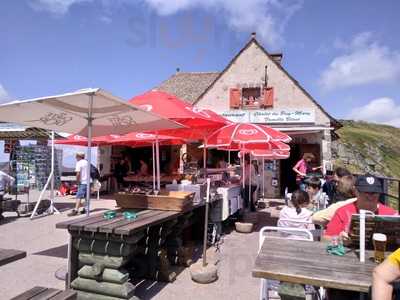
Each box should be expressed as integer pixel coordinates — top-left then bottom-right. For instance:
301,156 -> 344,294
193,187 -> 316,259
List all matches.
251,32 -> 256,39
270,53 -> 283,64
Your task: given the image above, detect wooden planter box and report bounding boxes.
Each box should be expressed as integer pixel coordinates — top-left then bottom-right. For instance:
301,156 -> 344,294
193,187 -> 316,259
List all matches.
114,191 -> 194,212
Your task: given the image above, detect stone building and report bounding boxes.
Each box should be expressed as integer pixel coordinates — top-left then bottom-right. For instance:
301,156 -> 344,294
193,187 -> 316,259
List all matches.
156,33 -> 340,196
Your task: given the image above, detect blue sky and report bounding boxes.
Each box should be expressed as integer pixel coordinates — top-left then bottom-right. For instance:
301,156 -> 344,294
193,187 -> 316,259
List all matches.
1,1 -> 400,163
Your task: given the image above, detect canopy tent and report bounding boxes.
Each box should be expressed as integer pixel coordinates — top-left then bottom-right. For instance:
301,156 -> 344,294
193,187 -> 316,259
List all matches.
0,88 -> 183,217
56,132 -> 189,191
108,132 -> 189,191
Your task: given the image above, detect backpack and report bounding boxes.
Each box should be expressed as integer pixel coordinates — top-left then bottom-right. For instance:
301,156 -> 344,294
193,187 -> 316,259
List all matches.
90,164 -> 100,180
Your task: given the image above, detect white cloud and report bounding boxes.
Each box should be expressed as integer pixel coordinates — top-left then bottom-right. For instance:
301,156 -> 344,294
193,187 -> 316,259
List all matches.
142,0 -> 303,49
347,97 -> 400,128
319,32 -> 400,91
29,0 -> 93,15
28,0 -> 302,47
0,84 -> 10,103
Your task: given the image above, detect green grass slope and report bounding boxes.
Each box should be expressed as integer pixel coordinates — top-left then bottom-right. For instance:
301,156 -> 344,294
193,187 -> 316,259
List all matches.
333,120 -> 400,178
332,120 -> 400,208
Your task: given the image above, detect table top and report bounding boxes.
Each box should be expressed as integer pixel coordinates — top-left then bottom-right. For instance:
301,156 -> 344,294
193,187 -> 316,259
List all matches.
56,209 -> 181,236
252,237 -> 377,293
0,248 -> 26,267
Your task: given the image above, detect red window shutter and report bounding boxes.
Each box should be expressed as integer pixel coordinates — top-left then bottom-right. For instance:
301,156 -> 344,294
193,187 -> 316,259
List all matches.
263,87 -> 274,107
229,88 -> 241,109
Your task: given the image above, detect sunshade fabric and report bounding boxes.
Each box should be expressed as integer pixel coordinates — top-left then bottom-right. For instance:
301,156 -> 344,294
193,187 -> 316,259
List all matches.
55,134 -> 110,146
0,88 -> 183,137
206,123 -> 291,147
218,140 -> 290,151
129,90 -> 229,139
106,132 -> 188,147
244,149 -> 290,159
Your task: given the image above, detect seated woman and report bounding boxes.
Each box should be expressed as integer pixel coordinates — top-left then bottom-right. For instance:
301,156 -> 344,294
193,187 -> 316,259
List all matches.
312,174 -> 356,226
137,159 -> 149,176
278,190 -> 315,230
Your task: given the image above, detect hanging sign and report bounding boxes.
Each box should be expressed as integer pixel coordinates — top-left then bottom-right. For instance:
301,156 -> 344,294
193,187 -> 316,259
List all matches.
221,110 -> 250,123
250,109 -> 315,123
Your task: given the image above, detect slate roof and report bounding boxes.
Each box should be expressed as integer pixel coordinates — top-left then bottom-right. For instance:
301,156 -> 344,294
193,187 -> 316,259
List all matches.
156,72 -> 220,104
0,123 -> 62,140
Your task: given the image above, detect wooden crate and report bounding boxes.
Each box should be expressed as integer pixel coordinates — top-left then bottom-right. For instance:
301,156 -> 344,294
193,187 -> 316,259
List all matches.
114,191 -> 194,212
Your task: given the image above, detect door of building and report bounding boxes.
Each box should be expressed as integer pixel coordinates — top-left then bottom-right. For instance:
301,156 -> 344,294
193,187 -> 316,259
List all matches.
280,143 -> 321,193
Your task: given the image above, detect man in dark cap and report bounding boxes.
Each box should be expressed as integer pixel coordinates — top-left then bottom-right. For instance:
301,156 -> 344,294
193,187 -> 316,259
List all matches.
324,174 -> 397,238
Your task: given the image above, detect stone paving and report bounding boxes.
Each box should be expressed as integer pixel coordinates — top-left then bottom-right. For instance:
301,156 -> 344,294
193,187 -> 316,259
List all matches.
0,193 -> 283,300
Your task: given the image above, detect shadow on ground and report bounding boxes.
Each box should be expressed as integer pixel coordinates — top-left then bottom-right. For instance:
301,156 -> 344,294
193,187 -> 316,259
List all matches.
33,244 -> 68,259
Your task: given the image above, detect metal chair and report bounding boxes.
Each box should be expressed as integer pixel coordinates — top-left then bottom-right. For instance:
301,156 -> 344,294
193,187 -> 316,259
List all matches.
258,226 -> 315,300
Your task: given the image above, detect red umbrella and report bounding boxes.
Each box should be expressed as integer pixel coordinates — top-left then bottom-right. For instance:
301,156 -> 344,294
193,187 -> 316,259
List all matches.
243,149 -> 290,159
219,140 -> 290,152
107,132 -> 188,147
130,90 -> 231,170
129,90 -> 226,127
55,134 -> 111,146
206,123 -> 291,148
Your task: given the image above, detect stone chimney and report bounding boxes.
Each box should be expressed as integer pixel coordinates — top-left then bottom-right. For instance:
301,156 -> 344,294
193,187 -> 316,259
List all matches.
270,53 -> 283,64
251,32 -> 256,39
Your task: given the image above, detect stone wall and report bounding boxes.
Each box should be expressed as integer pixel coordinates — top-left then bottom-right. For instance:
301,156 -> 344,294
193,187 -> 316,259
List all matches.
196,41 -> 331,126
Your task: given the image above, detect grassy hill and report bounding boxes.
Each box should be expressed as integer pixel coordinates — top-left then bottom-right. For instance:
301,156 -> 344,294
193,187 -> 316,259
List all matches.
332,120 -> 400,208
332,120 -> 400,179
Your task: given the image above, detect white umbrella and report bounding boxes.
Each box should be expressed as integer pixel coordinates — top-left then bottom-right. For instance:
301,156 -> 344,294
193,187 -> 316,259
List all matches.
0,88 -> 183,216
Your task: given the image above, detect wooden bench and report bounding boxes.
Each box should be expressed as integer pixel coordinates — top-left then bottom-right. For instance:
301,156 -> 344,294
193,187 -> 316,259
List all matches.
0,248 -> 26,267
10,286 -> 77,300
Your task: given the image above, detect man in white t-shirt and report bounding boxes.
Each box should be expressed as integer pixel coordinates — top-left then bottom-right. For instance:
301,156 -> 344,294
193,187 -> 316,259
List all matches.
68,151 -> 88,216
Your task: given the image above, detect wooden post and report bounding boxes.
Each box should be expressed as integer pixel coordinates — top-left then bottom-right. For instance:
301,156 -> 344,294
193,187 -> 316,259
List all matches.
398,180 -> 400,213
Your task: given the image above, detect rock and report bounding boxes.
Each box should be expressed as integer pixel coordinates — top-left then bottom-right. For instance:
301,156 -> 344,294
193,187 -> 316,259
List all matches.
190,261 -> 218,284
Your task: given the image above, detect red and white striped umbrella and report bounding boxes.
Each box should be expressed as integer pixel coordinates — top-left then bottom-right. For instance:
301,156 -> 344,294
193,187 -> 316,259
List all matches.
206,123 -> 291,147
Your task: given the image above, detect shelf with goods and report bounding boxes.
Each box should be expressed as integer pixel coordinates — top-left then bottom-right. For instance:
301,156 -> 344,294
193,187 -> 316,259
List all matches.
10,145 -> 63,191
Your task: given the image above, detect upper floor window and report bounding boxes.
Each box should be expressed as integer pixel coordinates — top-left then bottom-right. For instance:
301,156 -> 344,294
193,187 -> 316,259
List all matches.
242,88 -> 261,107
229,87 -> 274,109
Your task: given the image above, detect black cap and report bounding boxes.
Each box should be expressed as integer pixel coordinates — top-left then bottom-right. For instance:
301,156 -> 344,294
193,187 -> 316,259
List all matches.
355,174 -> 382,193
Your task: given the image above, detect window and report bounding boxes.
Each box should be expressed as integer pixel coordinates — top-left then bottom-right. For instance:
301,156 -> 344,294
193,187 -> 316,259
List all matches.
242,88 -> 261,107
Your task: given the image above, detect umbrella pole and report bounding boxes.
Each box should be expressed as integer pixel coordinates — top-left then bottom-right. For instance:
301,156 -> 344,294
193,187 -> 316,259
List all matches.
86,95 -> 93,216
156,137 -> 160,191
228,150 -> 230,165
203,178 -> 211,267
49,131 -> 59,214
249,153 -> 251,211
152,142 -> 156,192
203,145 -> 206,169
262,157 -> 265,200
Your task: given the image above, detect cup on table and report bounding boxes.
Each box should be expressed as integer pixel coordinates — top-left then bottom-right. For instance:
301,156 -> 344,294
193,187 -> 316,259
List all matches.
372,233 -> 387,263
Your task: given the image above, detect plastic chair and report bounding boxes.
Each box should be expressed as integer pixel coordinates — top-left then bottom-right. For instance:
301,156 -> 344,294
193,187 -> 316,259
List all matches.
258,226 -> 314,300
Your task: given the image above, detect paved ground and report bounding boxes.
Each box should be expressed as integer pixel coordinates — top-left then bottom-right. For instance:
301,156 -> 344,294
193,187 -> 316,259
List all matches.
0,193 -> 283,300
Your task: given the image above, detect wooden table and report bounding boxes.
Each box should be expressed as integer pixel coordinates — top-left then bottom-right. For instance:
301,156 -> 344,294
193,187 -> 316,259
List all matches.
11,286 -> 76,300
252,238 -> 376,293
56,206 -> 203,298
0,248 -> 26,267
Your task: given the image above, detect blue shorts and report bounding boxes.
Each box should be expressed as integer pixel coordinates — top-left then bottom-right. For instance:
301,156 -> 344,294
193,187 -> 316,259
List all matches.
76,184 -> 87,199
